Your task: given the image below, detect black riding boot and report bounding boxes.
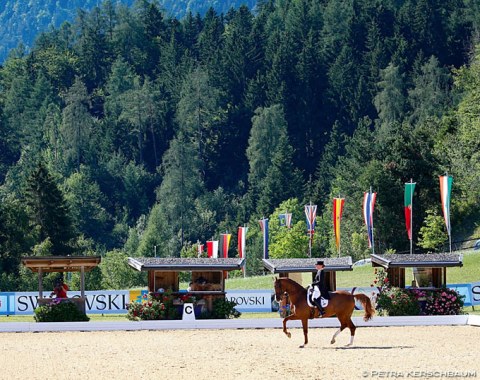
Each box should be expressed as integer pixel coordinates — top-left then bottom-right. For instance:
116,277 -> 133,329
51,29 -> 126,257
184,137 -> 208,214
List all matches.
314,299 -> 325,316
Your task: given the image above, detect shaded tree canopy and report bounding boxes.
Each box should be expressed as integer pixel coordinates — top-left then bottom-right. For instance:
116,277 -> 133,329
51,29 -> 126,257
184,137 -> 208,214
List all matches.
1,0 -> 480,288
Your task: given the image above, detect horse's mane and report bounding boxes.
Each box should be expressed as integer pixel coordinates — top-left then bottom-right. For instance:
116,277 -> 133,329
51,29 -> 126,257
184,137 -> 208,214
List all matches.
278,277 -> 306,295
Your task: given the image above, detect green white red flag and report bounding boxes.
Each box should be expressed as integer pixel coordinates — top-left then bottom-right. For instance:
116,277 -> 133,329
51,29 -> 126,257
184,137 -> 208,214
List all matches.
404,182 -> 416,240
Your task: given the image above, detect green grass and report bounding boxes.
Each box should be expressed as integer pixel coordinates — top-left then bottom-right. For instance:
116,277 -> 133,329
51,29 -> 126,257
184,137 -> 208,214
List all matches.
447,250 -> 480,283
224,250 -> 480,290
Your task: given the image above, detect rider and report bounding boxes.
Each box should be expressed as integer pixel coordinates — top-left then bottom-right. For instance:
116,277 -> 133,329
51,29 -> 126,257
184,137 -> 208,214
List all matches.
312,260 -> 330,316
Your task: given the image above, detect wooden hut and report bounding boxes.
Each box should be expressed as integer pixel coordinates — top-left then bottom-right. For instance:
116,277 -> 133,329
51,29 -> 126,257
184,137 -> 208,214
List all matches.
370,253 -> 463,288
21,256 -> 101,313
127,257 -> 245,311
262,257 -> 353,291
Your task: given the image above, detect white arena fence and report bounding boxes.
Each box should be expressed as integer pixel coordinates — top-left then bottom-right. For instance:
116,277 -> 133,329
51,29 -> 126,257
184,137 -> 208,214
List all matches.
0,314 -> 479,333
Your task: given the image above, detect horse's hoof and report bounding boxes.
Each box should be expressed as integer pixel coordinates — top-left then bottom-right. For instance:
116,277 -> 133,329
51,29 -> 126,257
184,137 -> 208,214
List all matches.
299,344 -> 304,348
330,339 -> 335,345
344,343 -> 352,347
287,332 -> 291,339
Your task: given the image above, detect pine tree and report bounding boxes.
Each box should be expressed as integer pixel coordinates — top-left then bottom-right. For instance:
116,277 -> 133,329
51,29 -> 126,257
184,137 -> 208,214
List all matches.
63,168 -> 112,246
154,133 -> 206,256
374,62 -> 407,130
257,134 -> 303,216
408,55 -> 451,125
0,197 -> 34,274
176,66 -> 222,186
25,164 -> 76,255
246,104 -> 289,210
60,76 -> 94,172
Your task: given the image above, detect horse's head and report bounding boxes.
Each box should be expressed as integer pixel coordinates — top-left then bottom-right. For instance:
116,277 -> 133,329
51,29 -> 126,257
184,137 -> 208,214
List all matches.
273,277 -> 285,302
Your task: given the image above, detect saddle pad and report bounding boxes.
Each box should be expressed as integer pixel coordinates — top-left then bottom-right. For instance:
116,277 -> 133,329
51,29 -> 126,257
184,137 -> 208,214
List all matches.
306,285 -> 329,308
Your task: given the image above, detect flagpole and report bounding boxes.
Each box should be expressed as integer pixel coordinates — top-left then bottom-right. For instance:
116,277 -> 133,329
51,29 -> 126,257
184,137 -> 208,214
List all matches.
309,201 -> 312,258
337,195 -> 341,258
243,224 -> 247,278
370,187 -> 375,255
447,173 -> 452,253
338,233 -> 341,258
449,220 -> 452,253
409,181 -> 412,255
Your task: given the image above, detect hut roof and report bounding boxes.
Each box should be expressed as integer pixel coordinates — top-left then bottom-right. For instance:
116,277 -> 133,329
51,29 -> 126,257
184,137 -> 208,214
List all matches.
21,256 -> 101,273
371,253 -> 463,269
128,257 -> 245,272
262,257 -> 353,273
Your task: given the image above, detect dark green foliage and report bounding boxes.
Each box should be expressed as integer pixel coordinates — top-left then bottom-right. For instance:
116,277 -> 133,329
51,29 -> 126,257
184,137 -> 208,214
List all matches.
0,0 -> 256,64
200,297 -> 241,319
0,197 -> 34,274
0,0 -> 479,287
24,164 -> 76,255
34,299 -> 90,322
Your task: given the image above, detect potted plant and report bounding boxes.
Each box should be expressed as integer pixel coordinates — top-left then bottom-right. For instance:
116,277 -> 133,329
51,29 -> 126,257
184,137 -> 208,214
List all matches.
34,299 -> 89,322
126,290 -> 181,321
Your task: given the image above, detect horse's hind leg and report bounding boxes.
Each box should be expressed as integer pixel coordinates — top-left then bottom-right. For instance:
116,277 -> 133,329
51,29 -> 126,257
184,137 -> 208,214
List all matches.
345,319 -> 356,347
330,322 -> 347,345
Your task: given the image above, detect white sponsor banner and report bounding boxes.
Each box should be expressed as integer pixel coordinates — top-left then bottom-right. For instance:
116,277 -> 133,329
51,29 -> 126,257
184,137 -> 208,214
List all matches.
0,293 -> 16,315
225,290 -> 273,312
470,282 -> 480,305
14,291 -> 130,315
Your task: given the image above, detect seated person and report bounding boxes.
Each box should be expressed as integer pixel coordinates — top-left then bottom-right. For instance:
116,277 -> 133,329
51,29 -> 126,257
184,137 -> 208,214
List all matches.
50,277 -> 69,298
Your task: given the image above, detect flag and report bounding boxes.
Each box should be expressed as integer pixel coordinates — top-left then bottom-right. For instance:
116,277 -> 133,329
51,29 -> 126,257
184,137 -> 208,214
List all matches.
278,213 -> 292,228
237,227 -> 248,259
305,204 -> 317,233
206,240 -> 218,258
404,182 -> 416,240
197,243 -> 204,257
439,175 -> 453,235
219,233 -> 232,258
333,198 -> 345,251
259,218 -> 269,259
363,191 -> 377,248
285,213 -> 292,228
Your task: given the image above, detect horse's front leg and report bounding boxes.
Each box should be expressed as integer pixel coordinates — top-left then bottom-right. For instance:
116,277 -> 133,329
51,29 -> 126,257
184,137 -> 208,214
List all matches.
282,314 -> 296,339
299,318 -> 309,348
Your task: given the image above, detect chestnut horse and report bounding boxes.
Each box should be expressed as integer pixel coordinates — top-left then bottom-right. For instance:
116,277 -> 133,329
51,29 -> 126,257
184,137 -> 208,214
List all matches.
274,277 -> 374,348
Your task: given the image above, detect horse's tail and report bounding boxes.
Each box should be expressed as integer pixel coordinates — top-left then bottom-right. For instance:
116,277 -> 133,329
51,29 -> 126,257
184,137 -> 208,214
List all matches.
354,294 -> 375,321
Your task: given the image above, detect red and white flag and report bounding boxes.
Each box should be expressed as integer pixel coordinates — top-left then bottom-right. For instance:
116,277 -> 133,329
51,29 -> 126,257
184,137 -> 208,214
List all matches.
206,240 -> 218,258
238,227 -> 248,259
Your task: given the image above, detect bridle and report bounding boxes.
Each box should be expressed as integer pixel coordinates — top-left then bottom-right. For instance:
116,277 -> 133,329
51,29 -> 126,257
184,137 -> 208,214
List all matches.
274,279 -> 284,302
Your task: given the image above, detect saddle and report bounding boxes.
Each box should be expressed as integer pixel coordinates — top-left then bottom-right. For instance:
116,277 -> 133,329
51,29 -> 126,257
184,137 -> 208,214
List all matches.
306,285 -> 329,308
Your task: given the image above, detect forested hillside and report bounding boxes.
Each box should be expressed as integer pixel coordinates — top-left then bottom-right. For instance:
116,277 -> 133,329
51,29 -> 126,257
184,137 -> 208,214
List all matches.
0,0 -> 257,63
1,0 -> 480,291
